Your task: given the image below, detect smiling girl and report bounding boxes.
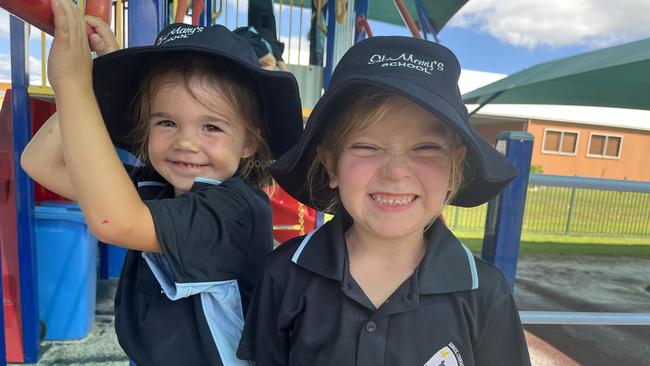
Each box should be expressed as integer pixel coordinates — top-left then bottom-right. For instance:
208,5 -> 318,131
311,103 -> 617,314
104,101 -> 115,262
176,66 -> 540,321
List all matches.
237,36 -> 531,366
20,1 -> 302,364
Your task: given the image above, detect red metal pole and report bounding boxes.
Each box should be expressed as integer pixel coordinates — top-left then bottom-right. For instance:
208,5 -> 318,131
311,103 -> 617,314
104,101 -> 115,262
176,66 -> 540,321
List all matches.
85,0 -> 112,24
191,0 -> 205,25
0,0 -> 112,36
355,15 -> 374,37
0,0 -> 55,35
175,0 -> 188,23
393,0 -> 422,39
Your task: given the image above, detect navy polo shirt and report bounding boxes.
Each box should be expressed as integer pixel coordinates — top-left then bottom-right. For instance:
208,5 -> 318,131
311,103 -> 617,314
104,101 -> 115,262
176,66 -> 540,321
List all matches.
115,166 -> 271,366
238,214 -> 531,366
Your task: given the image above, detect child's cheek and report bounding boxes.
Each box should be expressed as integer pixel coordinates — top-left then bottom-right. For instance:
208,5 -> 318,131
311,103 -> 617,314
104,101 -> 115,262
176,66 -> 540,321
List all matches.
418,164 -> 454,195
337,155 -> 378,185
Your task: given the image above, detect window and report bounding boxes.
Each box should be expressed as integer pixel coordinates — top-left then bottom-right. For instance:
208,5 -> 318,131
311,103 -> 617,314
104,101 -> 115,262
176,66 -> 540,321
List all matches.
542,129 -> 578,155
587,134 -> 622,158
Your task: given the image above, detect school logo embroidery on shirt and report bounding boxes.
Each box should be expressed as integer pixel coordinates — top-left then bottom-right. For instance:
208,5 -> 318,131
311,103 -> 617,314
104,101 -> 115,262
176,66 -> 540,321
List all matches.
424,342 -> 464,366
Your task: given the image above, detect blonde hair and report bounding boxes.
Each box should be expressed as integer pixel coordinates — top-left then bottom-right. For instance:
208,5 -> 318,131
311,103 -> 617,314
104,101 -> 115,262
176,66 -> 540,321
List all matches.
130,53 -> 273,188
307,86 -> 469,213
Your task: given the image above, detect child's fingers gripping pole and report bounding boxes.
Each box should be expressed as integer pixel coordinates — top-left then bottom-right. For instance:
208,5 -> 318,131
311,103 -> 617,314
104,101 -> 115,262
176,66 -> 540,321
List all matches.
85,15 -> 120,55
84,0 -> 112,44
50,0 -> 70,44
48,0 -> 93,91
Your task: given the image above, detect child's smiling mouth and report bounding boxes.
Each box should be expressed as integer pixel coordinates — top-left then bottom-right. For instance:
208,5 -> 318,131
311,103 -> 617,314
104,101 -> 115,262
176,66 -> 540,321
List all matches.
169,160 -> 209,169
369,193 -> 418,207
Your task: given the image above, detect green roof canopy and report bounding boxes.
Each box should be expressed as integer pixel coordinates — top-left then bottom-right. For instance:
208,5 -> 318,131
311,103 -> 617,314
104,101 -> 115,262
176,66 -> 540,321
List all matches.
463,37 -> 650,111
274,0 -> 468,33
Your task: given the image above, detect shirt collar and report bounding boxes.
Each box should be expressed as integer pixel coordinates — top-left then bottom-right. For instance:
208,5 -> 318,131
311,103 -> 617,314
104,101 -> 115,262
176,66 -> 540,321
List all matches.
136,170 -> 225,198
292,215 -> 479,294
291,214 -> 349,281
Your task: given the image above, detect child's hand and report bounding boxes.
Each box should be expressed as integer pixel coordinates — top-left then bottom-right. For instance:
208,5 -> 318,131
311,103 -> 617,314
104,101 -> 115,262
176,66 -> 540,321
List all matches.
47,0 -> 93,92
86,15 -> 120,56
259,53 -> 277,70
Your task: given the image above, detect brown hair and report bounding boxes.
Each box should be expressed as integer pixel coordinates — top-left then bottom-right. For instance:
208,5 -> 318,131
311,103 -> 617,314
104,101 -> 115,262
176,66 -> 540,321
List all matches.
307,86 -> 470,213
130,52 -> 273,188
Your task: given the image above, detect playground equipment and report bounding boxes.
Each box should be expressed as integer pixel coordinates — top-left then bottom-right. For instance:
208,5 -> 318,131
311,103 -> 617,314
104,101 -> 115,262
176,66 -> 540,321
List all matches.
1,91 -> 25,363
0,0 -> 111,36
0,0 -> 54,35
0,0 -> 548,363
174,0 -> 205,25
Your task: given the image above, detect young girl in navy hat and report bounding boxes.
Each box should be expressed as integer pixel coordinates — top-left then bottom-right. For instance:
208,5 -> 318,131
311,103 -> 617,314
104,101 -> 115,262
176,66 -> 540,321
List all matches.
237,35 -> 531,366
21,0 -> 302,364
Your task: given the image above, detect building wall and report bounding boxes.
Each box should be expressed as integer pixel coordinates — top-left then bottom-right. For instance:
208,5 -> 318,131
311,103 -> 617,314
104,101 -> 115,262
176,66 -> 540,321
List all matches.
527,119 -> 650,181
473,121 -> 525,145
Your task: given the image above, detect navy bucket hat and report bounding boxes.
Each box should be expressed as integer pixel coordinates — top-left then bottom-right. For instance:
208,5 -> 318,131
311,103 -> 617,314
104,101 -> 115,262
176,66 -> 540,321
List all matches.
92,23 -> 303,159
271,36 -> 517,211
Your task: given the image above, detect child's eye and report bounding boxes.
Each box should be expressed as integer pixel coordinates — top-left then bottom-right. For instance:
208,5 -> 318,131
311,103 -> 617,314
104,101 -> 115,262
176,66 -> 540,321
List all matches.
413,144 -> 442,151
155,120 -> 176,128
204,124 -> 223,133
350,144 -> 380,151
350,144 -> 381,156
411,143 -> 446,157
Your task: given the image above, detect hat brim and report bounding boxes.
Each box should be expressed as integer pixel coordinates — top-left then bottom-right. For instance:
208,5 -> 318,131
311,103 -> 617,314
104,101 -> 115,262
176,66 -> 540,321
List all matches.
92,44 -> 302,159
271,79 -> 518,212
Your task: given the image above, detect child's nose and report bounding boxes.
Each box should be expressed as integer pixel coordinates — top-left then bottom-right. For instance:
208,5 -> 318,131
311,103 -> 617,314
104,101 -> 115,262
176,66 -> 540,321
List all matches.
173,130 -> 200,151
381,153 -> 412,181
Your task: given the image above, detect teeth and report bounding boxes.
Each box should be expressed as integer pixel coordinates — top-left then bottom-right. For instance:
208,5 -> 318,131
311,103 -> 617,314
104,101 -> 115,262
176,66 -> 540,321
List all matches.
371,194 -> 415,206
175,161 -> 202,168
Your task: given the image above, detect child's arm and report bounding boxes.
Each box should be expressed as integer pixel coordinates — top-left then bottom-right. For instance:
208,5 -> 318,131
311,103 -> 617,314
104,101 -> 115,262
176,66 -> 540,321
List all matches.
21,113 -> 76,200
47,0 -> 160,253
20,15 -> 121,200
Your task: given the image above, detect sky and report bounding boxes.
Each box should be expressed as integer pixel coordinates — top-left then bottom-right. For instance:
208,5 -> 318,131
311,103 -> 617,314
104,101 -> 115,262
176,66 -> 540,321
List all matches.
1,0 -> 649,88
367,0 -> 650,74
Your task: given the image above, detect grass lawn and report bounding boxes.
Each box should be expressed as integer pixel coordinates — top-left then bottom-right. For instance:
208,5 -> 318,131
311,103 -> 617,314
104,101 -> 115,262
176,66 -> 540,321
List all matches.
454,230 -> 650,256
442,187 -> 650,238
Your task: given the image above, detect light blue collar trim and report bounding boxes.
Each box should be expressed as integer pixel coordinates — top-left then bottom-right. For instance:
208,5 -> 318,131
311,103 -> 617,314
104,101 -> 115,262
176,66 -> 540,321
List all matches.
460,243 -> 479,290
291,230 -> 317,264
137,181 -> 167,188
194,177 -> 222,186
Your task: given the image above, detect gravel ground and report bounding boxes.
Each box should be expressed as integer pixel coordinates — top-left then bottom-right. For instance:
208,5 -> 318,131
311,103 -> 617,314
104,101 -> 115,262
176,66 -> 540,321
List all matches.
9,280 -> 128,366
10,253 -> 650,365
32,315 -> 127,366
515,253 -> 650,365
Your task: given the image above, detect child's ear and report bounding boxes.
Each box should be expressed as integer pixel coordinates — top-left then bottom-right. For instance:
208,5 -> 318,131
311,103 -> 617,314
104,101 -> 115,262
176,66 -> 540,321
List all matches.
317,147 -> 337,189
241,131 -> 258,159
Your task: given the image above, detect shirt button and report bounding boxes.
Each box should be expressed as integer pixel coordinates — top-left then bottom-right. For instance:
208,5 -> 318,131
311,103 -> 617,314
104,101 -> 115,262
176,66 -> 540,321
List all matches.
365,321 -> 377,334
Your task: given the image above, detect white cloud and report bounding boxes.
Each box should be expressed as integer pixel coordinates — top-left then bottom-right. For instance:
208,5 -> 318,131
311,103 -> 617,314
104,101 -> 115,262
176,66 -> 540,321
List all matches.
29,55 -> 44,83
278,33 -> 311,65
1,8 -> 53,40
0,9 -> 9,38
0,53 -> 10,81
449,0 -> 650,49
0,53 -> 47,84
